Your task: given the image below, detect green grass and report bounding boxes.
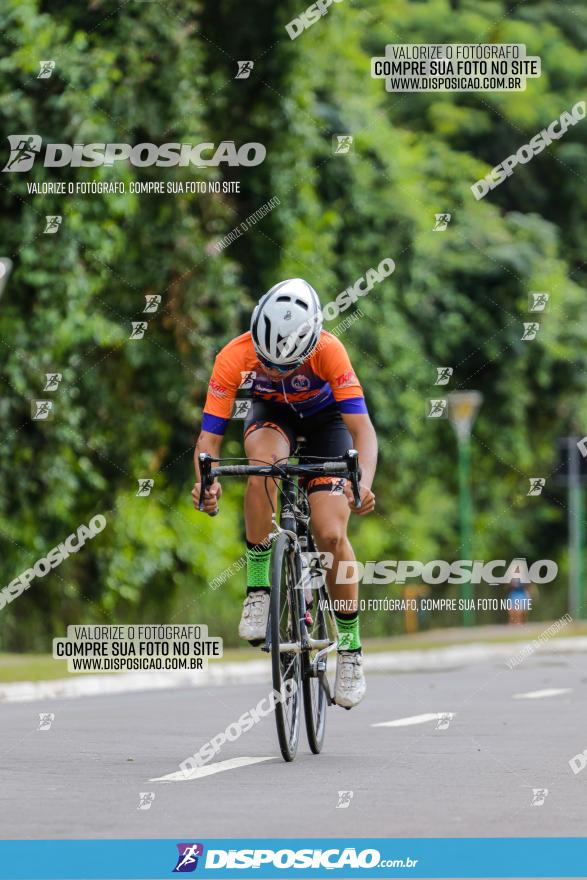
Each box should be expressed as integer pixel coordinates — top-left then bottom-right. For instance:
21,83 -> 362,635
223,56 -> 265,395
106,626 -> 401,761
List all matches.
0,654 -> 72,683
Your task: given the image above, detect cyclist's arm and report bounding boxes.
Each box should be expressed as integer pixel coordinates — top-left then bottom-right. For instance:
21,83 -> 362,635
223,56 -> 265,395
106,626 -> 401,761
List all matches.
194,431 -> 223,482
341,412 -> 378,490
313,332 -> 377,485
193,341 -> 241,510
192,431 -> 223,513
312,333 -> 377,512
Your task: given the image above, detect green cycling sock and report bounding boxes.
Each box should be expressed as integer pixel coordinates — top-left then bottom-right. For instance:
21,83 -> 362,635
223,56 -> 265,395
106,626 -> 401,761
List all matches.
246,542 -> 271,593
335,611 -> 361,652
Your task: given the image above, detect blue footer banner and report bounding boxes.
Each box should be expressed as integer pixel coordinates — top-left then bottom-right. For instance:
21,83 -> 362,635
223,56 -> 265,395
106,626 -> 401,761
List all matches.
0,838 -> 586,879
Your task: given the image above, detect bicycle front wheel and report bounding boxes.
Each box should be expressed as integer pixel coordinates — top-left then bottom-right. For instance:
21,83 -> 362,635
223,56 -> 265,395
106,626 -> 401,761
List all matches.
270,531 -> 302,762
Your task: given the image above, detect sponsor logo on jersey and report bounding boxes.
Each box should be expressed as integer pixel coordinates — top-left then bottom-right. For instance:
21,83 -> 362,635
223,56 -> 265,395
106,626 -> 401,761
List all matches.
291,374 -> 311,391
335,369 -> 357,388
209,378 -> 228,399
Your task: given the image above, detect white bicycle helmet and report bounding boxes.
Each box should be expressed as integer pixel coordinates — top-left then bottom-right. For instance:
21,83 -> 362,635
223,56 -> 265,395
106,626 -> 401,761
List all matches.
250,278 -> 322,369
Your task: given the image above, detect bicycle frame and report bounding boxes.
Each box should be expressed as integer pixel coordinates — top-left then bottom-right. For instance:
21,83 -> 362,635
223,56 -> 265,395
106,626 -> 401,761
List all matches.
197,448 -> 361,706
264,473 -> 338,705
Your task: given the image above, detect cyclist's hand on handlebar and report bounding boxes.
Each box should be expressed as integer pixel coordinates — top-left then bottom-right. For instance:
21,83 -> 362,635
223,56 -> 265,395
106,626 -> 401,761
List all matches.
344,483 -> 375,516
192,480 -> 222,515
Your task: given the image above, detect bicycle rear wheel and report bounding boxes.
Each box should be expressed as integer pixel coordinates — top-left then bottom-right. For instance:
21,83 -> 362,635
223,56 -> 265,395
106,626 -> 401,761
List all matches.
270,531 -> 302,762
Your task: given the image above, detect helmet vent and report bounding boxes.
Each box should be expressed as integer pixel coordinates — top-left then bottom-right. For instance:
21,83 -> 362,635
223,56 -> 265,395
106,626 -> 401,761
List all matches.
263,313 -> 272,350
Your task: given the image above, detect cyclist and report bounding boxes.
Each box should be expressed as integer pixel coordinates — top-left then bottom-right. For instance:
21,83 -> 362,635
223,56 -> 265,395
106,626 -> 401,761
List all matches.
192,278 -> 377,708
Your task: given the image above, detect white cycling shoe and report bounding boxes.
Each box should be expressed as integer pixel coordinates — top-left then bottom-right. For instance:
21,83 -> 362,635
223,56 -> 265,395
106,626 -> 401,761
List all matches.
238,590 -> 270,644
334,651 -> 366,709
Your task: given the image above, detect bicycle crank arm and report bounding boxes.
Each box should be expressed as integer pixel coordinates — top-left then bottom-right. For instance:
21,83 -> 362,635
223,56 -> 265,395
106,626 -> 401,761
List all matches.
318,667 -> 335,706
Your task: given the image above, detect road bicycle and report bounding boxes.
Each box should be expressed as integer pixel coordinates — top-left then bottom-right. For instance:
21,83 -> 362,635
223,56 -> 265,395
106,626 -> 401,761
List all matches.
198,446 -> 362,761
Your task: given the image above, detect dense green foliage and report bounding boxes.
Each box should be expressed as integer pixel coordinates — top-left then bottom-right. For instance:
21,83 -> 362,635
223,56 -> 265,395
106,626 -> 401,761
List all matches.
1,0 -> 586,650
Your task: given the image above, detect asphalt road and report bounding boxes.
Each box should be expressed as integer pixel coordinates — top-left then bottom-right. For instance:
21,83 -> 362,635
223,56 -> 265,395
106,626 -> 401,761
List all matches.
1,651 -> 586,842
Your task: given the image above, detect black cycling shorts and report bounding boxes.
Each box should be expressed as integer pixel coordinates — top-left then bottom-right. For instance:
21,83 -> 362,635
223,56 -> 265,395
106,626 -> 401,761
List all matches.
243,401 -> 352,495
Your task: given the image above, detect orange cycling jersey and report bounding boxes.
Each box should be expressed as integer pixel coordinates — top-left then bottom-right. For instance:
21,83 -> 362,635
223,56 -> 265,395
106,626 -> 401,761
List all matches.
202,331 -> 367,435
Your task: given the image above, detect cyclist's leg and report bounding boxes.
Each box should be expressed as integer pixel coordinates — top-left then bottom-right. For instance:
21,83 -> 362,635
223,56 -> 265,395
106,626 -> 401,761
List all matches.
238,404 -> 295,644
310,489 -> 366,707
302,406 -> 366,706
309,490 -> 357,617
243,406 -> 295,544
301,405 -> 359,624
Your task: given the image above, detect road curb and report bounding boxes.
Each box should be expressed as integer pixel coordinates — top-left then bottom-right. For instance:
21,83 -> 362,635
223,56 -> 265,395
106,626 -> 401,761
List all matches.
2,636 -> 586,703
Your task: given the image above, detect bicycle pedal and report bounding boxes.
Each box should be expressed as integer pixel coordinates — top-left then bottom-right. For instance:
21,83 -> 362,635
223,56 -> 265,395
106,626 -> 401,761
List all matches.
304,610 -> 313,626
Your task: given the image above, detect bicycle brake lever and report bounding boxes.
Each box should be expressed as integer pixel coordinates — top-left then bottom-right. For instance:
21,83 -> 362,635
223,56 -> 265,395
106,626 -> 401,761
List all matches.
198,452 -> 213,513
346,449 -> 362,509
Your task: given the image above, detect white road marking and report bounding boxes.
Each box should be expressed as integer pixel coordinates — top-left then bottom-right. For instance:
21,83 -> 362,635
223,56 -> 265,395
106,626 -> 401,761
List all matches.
513,688 -> 572,700
150,756 -> 274,782
372,712 -> 455,728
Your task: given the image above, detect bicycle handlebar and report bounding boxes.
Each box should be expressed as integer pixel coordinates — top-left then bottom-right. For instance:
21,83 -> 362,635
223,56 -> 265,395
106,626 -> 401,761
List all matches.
197,449 -> 363,515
